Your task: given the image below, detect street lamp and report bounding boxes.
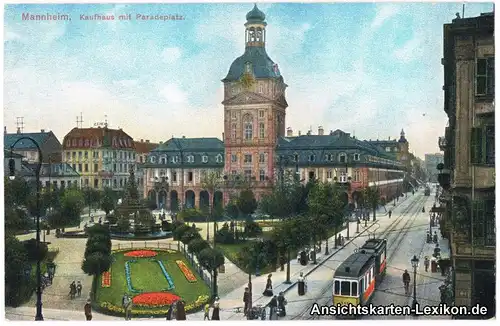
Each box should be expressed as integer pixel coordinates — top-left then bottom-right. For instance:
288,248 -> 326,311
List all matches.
345,176 -> 352,240
411,255 -> 419,311
9,136 -> 44,321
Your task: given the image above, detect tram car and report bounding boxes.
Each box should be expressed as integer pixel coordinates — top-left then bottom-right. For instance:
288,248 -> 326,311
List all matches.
424,186 -> 431,196
333,238 -> 387,316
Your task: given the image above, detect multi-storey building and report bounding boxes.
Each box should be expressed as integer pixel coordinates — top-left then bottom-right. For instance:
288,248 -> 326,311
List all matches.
439,12 -> 495,318
143,137 -> 224,210
425,153 -> 444,183
142,5 -> 407,210
4,127 -> 63,163
62,126 -> 136,190
134,139 -> 159,197
24,163 -> 81,189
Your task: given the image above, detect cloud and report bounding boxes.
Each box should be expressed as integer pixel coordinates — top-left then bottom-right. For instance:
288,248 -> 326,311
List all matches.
161,47 -> 182,63
159,84 -> 188,104
113,79 -> 138,87
371,4 -> 399,29
4,31 -> 21,41
393,37 -> 423,63
5,20 -> 67,45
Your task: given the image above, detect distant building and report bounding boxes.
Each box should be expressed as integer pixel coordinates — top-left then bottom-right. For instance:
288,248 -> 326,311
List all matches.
4,127 -> 63,163
24,162 -> 81,189
134,139 -> 159,198
424,153 -> 444,182
62,126 -> 136,190
439,12 -> 494,318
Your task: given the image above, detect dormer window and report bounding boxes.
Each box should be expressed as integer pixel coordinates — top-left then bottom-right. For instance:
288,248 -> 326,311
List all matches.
187,155 -> 194,163
309,154 -> 316,162
202,155 -> 208,163
339,153 -> 347,163
216,154 -> 223,163
159,155 -> 167,164
173,156 -> 179,163
150,156 -> 156,163
326,154 -> 333,161
245,62 -> 252,73
353,153 -> 360,161
294,154 -> 299,162
385,147 -> 391,152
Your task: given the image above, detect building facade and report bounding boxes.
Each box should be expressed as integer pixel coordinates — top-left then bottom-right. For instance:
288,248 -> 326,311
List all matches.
439,12 -> 495,318
134,139 -> 159,197
143,137 -> 224,211
4,128 -> 63,163
62,126 -> 136,190
425,153 -> 444,183
25,163 -> 81,189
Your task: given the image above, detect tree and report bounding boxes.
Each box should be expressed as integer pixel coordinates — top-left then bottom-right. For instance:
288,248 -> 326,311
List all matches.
364,187 -> 380,221
197,247 -> 225,298
236,189 -> 257,218
224,200 -> 239,220
5,234 -> 31,307
23,238 -> 48,262
180,229 -> 201,250
5,206 -> 31,232
188,238 -> 209,256
100,187 -> 116,216
308,182 -> 344,252
82,224 -> 112,295
59,188 -> 85,226
81,251 -> 112,277
200,171 -> 222,219
244,218 -> 262,238
4,177 -> 31,207
173,224 -> 191,241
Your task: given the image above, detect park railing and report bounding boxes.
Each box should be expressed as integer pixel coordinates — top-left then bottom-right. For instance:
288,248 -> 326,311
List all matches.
111,241 -> 212,288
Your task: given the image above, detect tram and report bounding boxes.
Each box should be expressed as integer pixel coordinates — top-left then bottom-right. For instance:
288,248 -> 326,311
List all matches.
332,238 -> 387,317
424,186 -> 431,196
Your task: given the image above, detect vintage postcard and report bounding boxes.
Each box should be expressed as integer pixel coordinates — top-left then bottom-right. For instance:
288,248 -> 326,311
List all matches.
3,1 -> 495,321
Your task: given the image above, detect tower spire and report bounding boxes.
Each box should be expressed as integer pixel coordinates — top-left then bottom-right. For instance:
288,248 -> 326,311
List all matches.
245,4 -> 267,48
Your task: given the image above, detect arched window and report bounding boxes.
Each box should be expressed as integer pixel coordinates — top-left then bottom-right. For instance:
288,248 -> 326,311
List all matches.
216,154 -> 223,163
256,29 -> 262,42
339,153 -> 347,163
243,114 -> 253,140
249,28 -> 255,42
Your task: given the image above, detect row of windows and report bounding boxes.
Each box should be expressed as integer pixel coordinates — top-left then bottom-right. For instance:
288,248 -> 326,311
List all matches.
230,110 -> 266,120
232,153 -> 267,164
150,154 -> 223,164
333,266 -> 374,297
44,180 -> 78,188
66,151 -> 135,161
65,137 -> 133,148
226,169 -> 268,181
302,169 -> 361,182
70,163 -> 132,174
476,57 -> 495,96
231,121 -> 266,140
283,153 -> 360,163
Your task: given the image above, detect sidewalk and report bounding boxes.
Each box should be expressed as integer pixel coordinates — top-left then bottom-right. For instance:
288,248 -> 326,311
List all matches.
188,191 -> 424,320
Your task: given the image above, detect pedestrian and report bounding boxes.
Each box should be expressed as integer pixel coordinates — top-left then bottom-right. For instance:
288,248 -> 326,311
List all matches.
122,293 -> 128,309
243,287 -> 250,316
204,303 -> 210,320
424,256 -> 430,272
297,272 -> 306,296
268,296 -> 278,320
277,292 -> 287,317
211,297 -> 220,320
388,210 -> 392,218
166,303 -> 174,320
77,281 -> 83,297
263,274 -> 273,296
70,281 -> 77,299
176,300 -> 187,320
84,299 -> 92,321
98,217 -> 102,224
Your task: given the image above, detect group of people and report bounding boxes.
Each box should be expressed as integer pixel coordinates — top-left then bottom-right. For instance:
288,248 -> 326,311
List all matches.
166,299 -> 189,320
69,281 -> 83,299
202,297 -> 220,320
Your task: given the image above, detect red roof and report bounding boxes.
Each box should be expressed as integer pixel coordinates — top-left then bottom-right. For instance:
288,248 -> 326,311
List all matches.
134,141 -> 159,154
62,127 -> 135,150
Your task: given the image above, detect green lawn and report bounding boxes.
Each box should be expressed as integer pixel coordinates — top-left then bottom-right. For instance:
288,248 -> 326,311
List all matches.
95,250 -> 210,315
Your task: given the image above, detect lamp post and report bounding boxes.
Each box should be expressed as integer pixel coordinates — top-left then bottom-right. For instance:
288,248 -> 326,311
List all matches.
345,176 -> 352,240
9,136 -> 44,321
411,255 -> 419,311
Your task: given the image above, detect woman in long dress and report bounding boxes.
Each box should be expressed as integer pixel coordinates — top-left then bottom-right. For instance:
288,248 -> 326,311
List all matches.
263,274 -> 273,297
211,297 -> 220,320
298,272 -> 305,296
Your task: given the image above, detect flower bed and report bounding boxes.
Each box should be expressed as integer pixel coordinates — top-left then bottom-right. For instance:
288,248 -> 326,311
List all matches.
98,295 -> 209,316
131,292 -> 180,307
175,260 -> 197,283
124,250 -> 158,258
101,267 -> 111,288
124,260 -> 141,293
155,260 -> 175,290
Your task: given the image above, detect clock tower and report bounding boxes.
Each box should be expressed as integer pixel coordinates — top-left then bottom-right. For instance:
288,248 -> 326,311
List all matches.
221,4 -> 288,198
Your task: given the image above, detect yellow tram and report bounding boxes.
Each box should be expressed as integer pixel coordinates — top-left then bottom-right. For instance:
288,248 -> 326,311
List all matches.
333,238 -> 387,317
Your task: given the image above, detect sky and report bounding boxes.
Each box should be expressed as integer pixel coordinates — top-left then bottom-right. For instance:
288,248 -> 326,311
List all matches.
3,1 -> 495,158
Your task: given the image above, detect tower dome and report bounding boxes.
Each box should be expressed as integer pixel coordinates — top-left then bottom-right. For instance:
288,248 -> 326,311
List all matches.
246,4 -> 266,23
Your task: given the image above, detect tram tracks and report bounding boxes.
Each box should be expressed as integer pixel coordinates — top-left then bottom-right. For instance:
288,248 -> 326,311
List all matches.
297,194 -> 428,320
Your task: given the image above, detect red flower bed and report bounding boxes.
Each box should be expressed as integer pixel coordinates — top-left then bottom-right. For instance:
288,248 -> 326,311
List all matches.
176,260 -> 197,282
101,269 -> 111,288
124,250 -> 158,258
132,292 -> 181,307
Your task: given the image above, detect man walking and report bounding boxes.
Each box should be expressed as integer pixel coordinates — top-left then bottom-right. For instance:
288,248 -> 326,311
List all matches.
243,287 -> 250,317
77,281 -> 83,297
84,299 -> 92,321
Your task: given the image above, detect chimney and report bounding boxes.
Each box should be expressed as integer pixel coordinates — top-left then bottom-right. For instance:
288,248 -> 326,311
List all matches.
141,139 -> 144,142
146,140 -> 150,143
306,130 -> 311,136
159,141 -> 163,144
17,127 -> 21,134
388,136 -> 391,140
4,126 -> 6,134
41,129 -> 45,133
318,126 -> 324,136
286,127 -> 293,137
222,132 -> 224,139
182,135 -> 186,138
330,130 -> 334,135
298,130 -> 302,136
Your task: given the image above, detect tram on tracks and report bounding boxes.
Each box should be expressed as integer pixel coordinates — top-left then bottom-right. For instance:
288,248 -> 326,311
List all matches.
424,186 -> 431,196
332,238 -> 387,317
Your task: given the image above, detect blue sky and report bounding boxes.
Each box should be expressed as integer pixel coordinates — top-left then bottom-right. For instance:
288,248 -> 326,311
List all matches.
3,2 -> 494,158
